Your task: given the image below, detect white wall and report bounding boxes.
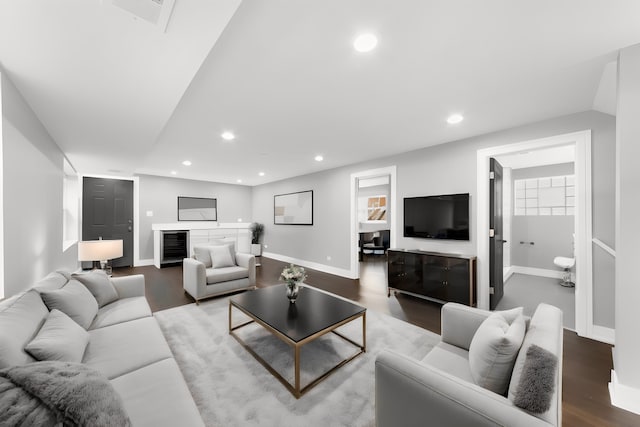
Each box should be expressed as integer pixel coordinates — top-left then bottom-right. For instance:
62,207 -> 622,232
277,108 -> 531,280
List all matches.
137,174 -> 252,260
358,183 -> 390,233
611,42 -> 640,410
1,71 -> 78,297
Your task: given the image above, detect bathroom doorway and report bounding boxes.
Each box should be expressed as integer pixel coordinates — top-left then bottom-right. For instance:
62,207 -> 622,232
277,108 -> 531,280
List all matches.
492,146 -> 577,329
476,130 -> 596,340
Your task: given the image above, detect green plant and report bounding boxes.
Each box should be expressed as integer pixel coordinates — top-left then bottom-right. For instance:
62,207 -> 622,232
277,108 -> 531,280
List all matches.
250,222 -> 264,245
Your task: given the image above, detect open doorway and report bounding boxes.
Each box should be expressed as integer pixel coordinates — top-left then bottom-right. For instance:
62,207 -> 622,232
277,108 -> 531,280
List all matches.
349,166 -> 397,279
492,145 -> 577,329
477,130 -> 597,340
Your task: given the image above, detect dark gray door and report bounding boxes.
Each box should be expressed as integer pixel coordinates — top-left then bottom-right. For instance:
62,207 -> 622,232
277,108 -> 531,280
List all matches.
82,177 -> 134,268
489,158 -> 505,309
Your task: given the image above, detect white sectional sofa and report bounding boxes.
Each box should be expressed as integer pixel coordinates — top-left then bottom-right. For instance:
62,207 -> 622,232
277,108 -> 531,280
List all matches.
0,271 -> 203,426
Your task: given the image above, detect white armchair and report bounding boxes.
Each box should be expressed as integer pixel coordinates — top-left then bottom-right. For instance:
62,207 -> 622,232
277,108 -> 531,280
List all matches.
183,244 -> 256,304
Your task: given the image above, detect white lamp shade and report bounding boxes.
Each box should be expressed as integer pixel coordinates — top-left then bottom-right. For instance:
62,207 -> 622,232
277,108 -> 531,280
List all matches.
78,239 -> 123,261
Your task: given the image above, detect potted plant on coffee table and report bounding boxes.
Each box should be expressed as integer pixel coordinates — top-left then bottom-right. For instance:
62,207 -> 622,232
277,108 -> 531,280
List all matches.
250,222 -> 264,256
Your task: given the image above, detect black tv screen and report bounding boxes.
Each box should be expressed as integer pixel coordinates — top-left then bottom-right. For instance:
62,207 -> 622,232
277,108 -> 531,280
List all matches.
404,193 -> 470,240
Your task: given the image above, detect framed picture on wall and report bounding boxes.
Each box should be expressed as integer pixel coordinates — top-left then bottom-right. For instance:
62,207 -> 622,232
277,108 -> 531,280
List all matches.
177,196 -> 217,221
274,190 -> 313,225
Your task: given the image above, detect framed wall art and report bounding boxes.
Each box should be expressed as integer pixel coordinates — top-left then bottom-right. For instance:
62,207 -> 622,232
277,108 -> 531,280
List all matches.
274,190 -> 313,225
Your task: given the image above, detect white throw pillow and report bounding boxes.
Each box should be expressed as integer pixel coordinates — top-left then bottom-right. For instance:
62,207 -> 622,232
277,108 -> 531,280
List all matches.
72,270 -> 119,307
193,246 -> 213,268
209,245 -> 236,268
40,279 -> 99,329
25,309 -> 90,363
469,311 -> 526,394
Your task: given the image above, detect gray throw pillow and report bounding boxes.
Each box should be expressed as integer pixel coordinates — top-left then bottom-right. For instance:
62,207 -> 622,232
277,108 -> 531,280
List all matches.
513,344 -> 558,413
40,280 -> 99,329
25,309 -> 90,363
72,270 -> 119,307
469,311 -> 526,394
209,245 -> 236,268
193,246 -> 213,268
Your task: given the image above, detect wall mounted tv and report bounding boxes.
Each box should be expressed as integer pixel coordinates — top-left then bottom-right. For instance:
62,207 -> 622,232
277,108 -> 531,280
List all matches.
403,193 -> 470,240
177,197 -> 217,221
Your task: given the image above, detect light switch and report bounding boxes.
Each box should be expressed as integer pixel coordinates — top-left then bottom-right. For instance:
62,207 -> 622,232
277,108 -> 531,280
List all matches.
146,210 -> 153,217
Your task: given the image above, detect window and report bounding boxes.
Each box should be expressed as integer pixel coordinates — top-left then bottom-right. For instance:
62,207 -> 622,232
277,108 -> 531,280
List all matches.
62,158 -> 79,250
514,175 -> 574,216
366,196 -> 387,221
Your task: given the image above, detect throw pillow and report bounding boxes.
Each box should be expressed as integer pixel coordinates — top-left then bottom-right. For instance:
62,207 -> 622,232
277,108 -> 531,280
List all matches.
209,245 -> 236,268
24,309 -> 90,363
72,270 -> 119,307
40,279 -> 99,329
468,311 -> 526,394
513,344 -> 558,413
193,246 -> 213,268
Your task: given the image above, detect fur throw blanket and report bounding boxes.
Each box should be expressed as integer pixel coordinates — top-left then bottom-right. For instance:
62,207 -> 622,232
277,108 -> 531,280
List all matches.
0,361 -> 131,426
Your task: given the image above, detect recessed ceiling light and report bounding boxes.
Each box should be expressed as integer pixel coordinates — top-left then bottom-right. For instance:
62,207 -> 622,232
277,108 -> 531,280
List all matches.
315,155 -> 324,162
170,170 -> 177,175
446,114 -> 464,124
258,172 -> 265,176
221,131 -> 235,141
353,33 -> 378,53
236,179 -> 242,183
182,160 -> 192,166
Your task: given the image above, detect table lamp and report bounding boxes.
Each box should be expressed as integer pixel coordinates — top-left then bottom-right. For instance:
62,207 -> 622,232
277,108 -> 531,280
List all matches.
78,238 -> 123,275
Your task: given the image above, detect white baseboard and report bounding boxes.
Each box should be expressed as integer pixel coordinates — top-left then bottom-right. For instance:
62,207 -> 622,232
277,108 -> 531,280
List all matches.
262,252 -> 356,279
591,325 -> 615,345
609,370 -> 640,415
510,266 -> 564,279
135,258 -> 155,267
503,266 -> 515,282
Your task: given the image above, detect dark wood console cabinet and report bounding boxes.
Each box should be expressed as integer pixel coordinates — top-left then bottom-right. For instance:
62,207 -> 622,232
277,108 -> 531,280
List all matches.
387,249 -> 477,306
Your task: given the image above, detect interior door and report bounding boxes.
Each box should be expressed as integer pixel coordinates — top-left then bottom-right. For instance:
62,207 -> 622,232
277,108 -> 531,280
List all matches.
489,158 -> 505,309
82,177 -> 134,268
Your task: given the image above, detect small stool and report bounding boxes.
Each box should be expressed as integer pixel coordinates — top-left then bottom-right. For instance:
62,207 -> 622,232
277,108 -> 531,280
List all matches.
553,256 -> 575,287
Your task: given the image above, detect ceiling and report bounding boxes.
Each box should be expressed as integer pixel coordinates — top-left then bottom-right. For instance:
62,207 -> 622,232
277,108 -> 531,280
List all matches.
1,1 -> 639,186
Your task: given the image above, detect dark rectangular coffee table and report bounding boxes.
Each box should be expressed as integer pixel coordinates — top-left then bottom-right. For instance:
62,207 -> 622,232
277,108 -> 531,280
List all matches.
229,284 -> 366,398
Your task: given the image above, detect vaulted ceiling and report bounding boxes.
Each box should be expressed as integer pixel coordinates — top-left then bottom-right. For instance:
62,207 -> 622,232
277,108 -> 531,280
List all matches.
1,1 -> 639,185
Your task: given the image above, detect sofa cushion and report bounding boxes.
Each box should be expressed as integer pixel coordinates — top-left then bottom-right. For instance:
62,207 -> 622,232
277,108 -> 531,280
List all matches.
0,290 -> 49,369
206,266 -> 249,284
89,296 -> 152,330
111,358 -> 204,427
83,317 -> 172,379
513,344 -> 558,413
40,280 -> 99,330
72,270 -> 119,308
468,311 -> 526,394
24,309 -> 89,363
421,342 -> 474,383
32,271 -> 70,292
209,244 -> 236,268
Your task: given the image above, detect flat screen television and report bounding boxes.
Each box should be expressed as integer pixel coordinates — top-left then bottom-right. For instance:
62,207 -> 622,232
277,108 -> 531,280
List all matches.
404,193 -> 469,240
177,197 -> 217,221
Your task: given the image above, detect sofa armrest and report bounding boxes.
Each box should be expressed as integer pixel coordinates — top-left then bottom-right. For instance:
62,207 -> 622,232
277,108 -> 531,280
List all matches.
111,274 -> 145,298
183,258 -> 207,299
235,253 -> 256,286
440,303 -> 493,350
375,349 -> 550,427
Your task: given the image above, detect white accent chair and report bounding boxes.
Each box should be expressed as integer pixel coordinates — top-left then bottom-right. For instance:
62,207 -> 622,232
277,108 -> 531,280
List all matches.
183,243 -> 256,304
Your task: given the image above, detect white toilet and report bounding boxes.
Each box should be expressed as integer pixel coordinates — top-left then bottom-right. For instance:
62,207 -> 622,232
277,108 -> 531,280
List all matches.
554,256 -> 575,287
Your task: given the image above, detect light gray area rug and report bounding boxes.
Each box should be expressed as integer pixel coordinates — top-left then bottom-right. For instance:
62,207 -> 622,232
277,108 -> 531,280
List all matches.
154,293 -> 440,427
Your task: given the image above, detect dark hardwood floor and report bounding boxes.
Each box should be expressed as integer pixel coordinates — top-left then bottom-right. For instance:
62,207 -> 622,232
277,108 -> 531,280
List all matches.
114,256 -> 640,427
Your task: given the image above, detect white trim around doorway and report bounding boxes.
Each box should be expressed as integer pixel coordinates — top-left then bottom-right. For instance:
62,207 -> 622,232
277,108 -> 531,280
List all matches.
350,166 -> 397,279
476,130 -> 598,341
